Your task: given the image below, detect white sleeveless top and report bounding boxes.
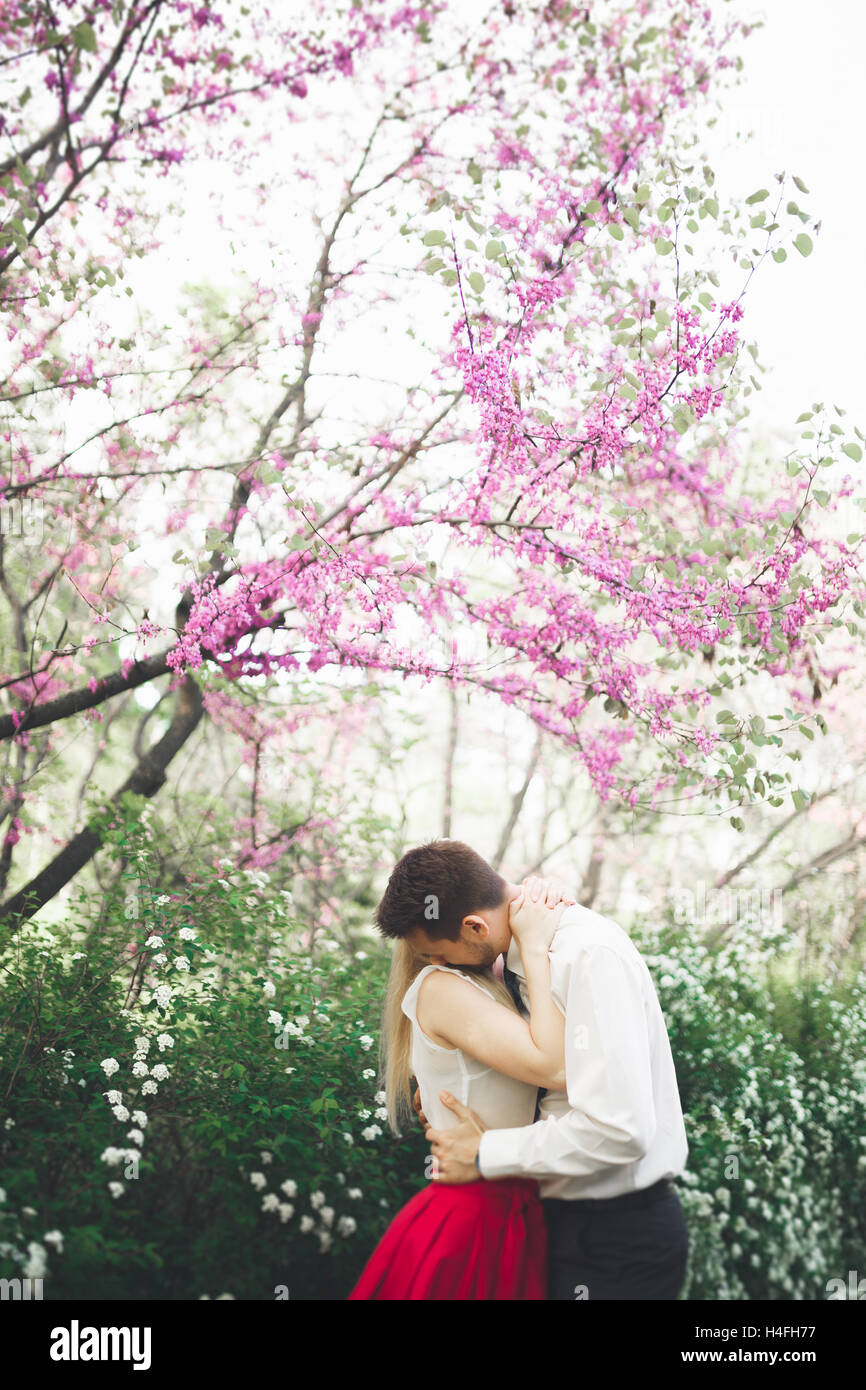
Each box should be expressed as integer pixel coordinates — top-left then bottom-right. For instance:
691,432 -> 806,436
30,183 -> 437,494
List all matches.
401,964 -> 539,1133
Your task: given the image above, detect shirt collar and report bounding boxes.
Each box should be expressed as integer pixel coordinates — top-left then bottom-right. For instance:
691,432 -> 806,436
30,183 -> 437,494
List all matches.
505,933 -> 525,980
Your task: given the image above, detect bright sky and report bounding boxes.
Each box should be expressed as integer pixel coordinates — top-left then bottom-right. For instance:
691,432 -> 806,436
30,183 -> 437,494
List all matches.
705,0 -> 866,440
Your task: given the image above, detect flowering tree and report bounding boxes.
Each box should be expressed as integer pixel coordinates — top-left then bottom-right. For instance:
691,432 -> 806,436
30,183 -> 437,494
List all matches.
1,0 -> 864,933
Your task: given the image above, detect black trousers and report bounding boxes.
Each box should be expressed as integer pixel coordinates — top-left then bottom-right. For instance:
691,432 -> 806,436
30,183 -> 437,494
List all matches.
542,1178 -> 689,1300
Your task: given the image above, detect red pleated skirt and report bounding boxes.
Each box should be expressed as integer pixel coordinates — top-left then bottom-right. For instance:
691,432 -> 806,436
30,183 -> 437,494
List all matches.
348,1177 -> 547,1300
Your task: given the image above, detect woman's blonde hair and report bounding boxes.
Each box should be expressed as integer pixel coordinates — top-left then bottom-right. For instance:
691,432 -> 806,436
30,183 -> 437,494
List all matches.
379,938 -> 518,1135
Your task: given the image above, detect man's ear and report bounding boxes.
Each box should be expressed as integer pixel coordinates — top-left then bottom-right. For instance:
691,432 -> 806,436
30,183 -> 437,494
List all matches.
461,912 -> 489,939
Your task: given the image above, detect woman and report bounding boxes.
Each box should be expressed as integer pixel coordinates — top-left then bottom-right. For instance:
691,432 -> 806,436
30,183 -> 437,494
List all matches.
348,879 -> 567,1300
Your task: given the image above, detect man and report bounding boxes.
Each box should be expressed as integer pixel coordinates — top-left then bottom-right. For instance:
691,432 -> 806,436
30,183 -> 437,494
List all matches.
391,839 -> 690,1301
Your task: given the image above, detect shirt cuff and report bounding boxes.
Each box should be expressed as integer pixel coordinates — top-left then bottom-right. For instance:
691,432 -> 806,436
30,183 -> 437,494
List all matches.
477,1126 -> 524,1180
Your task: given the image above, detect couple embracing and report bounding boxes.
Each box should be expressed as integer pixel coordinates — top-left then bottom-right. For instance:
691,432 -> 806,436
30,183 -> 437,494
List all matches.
349,839 -> 689,1301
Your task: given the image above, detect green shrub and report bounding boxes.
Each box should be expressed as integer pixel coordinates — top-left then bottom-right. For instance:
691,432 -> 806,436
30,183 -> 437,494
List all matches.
1,815 -> 864,1299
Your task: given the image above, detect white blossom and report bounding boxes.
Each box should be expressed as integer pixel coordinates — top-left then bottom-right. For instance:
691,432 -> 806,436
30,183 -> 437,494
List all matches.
249,1172 -> 267,1191
23,1242 -> 47,1279
100,1058 -> 120,1078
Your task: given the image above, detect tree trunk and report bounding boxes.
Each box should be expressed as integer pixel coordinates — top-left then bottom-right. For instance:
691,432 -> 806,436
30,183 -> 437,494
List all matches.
0,676 -> 204,938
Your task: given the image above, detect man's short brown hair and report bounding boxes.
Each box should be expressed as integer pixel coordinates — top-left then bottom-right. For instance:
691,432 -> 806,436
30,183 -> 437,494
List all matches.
375,840 -> 506,942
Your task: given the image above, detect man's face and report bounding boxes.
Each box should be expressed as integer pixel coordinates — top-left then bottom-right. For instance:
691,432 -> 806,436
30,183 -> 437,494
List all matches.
405,883 -> 520,968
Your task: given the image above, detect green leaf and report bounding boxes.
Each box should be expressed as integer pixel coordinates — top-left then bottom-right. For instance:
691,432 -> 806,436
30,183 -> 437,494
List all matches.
72,21 -> 97,51
793,232 -> 813,257
772,247 -> 787,262
716,710 -> 737,723
792,174 -> 809,193
583,199 -> 602,216
467,271 -> 484,294
422,230 -> 446,246
745,188 -> 769,204
485,240 -> 503,258
843,442 -> 862,462
655,237 -> 673,255
608,222 -> 624,240
634,185 -> 650,204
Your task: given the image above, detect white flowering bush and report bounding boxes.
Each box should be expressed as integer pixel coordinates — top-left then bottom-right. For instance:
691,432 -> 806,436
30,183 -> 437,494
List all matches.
2,801 -> 863,1299
0,802 -> 426,1300
634,914 -> 866,1300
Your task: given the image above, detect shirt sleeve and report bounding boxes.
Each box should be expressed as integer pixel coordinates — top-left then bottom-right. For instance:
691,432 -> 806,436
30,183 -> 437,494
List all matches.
478,943 -> 657,1181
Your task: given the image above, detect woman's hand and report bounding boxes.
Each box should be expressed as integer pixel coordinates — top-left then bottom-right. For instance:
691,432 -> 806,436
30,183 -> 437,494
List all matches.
521,874 -> 576,910
509,877 -> 568,954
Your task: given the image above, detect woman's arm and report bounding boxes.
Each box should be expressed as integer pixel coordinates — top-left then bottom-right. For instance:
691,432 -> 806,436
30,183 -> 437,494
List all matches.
509,880 -> 567,1086
416,889 -> 567,1090
417,970 -> 566,1089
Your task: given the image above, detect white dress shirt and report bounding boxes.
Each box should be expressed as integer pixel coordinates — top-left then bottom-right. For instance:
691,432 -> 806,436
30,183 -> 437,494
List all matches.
478,902 -> 689,1199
